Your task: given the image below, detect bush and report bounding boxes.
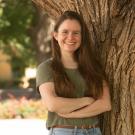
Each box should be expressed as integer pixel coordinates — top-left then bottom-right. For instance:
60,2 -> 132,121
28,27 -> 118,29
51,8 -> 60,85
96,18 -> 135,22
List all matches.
0,96 -> 47,119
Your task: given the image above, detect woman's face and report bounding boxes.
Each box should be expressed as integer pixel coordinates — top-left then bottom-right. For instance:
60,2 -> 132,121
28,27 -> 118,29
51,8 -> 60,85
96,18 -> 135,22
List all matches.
53,19 -> 81,54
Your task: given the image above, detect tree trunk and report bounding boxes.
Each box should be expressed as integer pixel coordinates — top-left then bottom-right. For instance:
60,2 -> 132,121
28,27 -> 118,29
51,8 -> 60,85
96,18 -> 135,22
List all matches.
32,0 -> 135,135
29,5 -> 54,64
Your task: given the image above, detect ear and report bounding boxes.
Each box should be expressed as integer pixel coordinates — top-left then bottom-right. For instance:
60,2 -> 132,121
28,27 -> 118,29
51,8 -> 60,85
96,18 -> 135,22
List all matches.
52,32 -> 58,41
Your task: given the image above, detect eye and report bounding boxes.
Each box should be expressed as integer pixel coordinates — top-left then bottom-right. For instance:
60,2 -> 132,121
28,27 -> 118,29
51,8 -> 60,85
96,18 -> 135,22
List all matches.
62,30 -> 68,34
74,32 -> 79,34
73,31 -> 81,36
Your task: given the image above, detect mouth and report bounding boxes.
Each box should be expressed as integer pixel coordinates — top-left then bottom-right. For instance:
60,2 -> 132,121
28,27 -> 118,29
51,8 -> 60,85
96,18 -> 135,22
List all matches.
65,42 -> 76,45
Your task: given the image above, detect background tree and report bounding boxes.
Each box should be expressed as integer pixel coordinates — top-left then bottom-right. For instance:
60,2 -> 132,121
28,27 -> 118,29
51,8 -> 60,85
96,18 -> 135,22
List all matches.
32,0 -> 135,135
0,0 -> 36,85
29,5 -> 54,64
0,0 -> 53,87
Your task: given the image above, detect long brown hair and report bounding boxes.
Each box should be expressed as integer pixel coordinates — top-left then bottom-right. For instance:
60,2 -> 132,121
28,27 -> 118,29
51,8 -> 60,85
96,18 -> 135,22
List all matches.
51,11 -> 106,99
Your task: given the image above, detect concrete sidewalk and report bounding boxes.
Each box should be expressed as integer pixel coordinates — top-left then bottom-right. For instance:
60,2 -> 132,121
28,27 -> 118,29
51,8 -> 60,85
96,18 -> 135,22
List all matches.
0,119 -> 49,135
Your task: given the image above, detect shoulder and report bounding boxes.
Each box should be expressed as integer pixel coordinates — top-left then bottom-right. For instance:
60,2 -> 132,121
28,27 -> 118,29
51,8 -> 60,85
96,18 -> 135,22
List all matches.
37,58 -> 53,71
36,58 -> 53,87
36,58 -> 53,79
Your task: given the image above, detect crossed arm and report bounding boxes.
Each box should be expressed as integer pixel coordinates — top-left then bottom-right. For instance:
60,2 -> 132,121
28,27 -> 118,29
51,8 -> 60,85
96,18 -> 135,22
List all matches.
39,82 -> 94,114
39,81 -> 111,117
58,82 -> 111,118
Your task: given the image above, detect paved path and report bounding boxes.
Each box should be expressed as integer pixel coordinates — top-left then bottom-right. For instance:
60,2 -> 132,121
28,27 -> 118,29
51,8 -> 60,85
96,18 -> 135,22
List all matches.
0,119 -> 49,135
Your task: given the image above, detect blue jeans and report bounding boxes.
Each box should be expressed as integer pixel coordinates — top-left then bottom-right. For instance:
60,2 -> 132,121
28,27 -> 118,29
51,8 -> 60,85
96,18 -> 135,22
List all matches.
48,127 -> 102,135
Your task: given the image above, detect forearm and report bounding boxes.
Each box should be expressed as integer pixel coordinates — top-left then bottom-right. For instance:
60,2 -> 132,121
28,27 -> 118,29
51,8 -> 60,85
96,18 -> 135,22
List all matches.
58,80 -> 111,118
75,99 -> 111,118
59,99 -> 111,118
39,83 -> 94,114
49,96 -> 94,114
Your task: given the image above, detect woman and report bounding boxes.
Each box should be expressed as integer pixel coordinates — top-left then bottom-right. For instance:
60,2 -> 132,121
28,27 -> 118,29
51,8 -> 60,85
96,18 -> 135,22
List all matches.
36,10 -> 111,135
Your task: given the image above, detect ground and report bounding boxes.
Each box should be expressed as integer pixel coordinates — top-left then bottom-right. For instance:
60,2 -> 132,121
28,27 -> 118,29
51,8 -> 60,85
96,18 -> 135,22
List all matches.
0,119 -> 49,135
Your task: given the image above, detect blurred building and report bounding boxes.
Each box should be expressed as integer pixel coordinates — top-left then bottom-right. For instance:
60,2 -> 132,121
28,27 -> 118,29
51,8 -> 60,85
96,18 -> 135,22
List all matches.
0,51 -> 37,89
0,51 -> 12,81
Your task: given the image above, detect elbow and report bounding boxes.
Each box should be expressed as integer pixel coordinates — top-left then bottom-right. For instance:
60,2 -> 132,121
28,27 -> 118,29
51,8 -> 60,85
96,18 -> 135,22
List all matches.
104,103 -> 112,111
48,106 -> 54,112
99,99 -> 112,112
48,104 -> 67,114
42,97 -> 59,112
47,102 -> 62,113
41,100 -> 56,112
47,103 -> 57,112
48,108 -> 55,112
108,104 -> 112,111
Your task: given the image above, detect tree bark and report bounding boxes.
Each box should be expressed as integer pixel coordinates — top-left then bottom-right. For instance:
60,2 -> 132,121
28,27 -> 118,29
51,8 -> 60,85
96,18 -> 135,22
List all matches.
32,0 -> 135,134
29,5 -> 54,64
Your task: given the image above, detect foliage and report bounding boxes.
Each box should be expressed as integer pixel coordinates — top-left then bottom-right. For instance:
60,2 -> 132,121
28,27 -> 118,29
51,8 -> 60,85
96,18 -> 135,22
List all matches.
0,0 -> 37,85
0,96 -> 47,119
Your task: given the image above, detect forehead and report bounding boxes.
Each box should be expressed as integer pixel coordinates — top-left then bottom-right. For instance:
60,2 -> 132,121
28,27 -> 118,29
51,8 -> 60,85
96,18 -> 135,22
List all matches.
58,19 -> 81,31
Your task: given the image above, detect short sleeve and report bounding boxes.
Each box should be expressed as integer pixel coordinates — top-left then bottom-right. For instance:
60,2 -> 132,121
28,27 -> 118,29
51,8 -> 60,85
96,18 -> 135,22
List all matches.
36,59 -> 53,91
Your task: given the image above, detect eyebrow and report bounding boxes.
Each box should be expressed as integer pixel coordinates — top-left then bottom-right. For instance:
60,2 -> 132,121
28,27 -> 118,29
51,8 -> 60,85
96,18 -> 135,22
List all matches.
59,29 -> 81,32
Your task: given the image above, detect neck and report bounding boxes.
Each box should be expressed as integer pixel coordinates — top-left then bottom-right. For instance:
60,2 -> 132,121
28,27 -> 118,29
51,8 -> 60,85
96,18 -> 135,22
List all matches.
61,52 -> 78,69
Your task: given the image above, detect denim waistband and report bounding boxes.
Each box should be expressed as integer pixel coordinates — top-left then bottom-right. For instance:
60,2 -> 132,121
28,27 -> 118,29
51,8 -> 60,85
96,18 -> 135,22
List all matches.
49,127 -> 102,135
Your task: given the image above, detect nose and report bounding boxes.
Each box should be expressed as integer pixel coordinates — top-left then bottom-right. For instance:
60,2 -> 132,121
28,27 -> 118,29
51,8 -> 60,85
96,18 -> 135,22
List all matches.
67,32 -> 75,40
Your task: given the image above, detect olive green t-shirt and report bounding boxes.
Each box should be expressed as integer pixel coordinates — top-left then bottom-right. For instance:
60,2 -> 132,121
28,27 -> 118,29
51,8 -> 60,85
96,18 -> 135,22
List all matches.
36,58 -> 99,129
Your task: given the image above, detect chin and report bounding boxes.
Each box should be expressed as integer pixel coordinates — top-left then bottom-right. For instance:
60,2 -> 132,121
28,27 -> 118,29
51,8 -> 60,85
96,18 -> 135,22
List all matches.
65,47 -> 80,52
